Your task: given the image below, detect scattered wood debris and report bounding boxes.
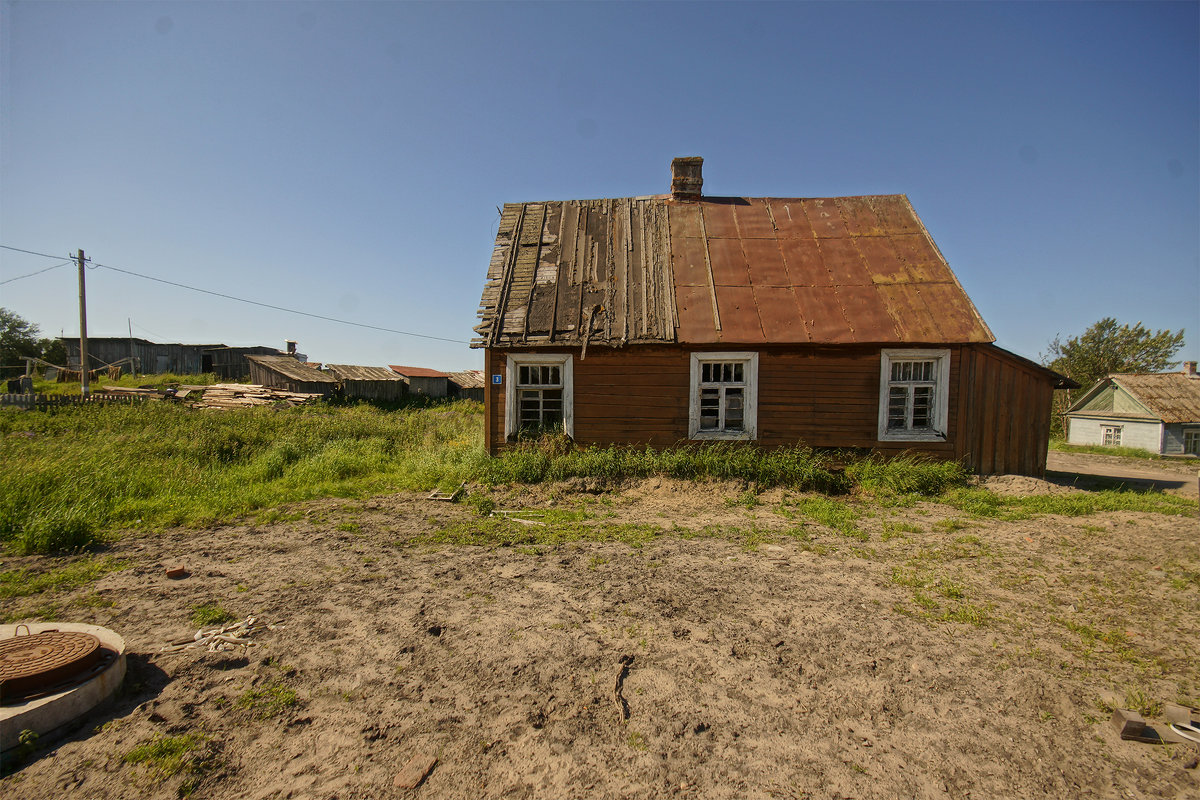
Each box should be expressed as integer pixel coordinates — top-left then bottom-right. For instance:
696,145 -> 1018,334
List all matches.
160,616 -> 281,653
427,482 -> 466,502
97,384 -> 323,410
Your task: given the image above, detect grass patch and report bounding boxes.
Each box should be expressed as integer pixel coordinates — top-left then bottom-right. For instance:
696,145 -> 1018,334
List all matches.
481,439 -> 848,492
124,732 -> 216,793
235,682 -> 298,719
845,453 -> 969,497
1048,439 -> 1176,462
190,602 -> 236,628
0,400 -> 487,540
777,497 -> 866,540
940,487 -> 1196,520
0,556 -> 127,599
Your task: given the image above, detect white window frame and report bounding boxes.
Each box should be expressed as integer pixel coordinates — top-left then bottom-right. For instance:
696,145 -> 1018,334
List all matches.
688,352 -> 758,441
505,353 -> 573,440
1101,424 -> 1123,447
877,349 -> 951,442
1183,428 -> 1200,455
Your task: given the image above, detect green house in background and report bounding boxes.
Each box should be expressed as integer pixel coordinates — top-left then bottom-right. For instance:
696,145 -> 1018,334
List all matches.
1064,363 -> 1200,455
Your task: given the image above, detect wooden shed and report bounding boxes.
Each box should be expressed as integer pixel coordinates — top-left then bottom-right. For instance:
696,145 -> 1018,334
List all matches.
245,355 -> 337,396
470,157 -> 1074,476
448,370 -> 486,402
325,364 -> 408,402
389,365 -> 450,398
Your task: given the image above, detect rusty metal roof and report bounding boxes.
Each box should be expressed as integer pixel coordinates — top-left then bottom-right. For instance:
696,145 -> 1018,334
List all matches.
388,365 -> 449,379
245,355 -> 337,383
1106,373 -> 1200,424
472,194 -> 993,348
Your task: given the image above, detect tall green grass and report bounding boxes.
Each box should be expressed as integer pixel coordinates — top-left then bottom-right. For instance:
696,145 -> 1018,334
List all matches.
0,400 -> 487,552
6,401 -> 1187,555
31,372 -> 227,395
482,439 -> 853,492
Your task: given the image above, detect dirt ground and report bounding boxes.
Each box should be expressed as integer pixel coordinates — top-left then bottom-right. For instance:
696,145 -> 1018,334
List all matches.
1046,451 -> 1199,497
2,461 -> 1199,799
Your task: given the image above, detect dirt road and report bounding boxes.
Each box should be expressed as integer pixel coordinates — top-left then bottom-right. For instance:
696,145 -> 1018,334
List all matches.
1047,451 -> 1199,497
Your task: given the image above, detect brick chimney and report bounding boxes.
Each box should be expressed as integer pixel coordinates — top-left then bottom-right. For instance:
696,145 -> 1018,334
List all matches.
1184,361 -> 1198,378
671,157 -> 703,200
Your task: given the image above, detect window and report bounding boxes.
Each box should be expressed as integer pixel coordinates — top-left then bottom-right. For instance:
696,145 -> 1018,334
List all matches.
1101,425 -> 1122,447
689,352 -> 758,440
1184,429 -> 1200,455
877,349 -> 950,442
505,354 -> 573,439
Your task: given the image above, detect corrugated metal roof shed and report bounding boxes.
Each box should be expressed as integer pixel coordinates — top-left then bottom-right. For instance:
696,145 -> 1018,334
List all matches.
1109,373 -> 1200,423
245,355 -> 336,384
473,194 -> 994,348
325,364 -> 406,382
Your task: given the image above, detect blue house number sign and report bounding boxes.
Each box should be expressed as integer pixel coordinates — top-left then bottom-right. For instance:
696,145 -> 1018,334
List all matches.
492,374 -> 503,385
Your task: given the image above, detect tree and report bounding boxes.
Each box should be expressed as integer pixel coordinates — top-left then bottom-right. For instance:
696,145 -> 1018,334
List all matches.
0,308 -> 68,376
0,307 -> 43,372
1042,317 -> 1186,435
1042,317 -> 1186,389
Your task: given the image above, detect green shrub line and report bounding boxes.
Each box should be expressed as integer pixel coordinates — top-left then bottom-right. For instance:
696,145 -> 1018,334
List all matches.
2,401 -> 1193,555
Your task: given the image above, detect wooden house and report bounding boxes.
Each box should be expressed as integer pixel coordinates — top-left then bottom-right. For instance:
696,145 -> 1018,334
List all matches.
389,366 -> 451,398
448,370 -> 486,402
325,364 -> 408,402
1063,364 -> 1200,455
470,157 -> 1074,476
60,336 -> 285,378
245,355 -> 337,396
201,345 -> 288,381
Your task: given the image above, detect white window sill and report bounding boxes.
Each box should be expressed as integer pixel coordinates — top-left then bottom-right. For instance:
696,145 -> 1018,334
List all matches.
878,430 -> 947,443
690,430 -> 755,442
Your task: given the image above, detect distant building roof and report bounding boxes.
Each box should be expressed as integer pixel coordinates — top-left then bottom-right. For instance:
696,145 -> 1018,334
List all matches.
325,364 -> 407,382
245,355 -> 337,384
389,365 -> 449,379
447,370 -> 485,389
1067,371 -> 1200,424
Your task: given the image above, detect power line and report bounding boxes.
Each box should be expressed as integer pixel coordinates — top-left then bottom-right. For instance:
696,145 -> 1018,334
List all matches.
0,244 -> 72,260
0,260 -> 73,286
93,261 -> 470,345
0,241 -> 471,345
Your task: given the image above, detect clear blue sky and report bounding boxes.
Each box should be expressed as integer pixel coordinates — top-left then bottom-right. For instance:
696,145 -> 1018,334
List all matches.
2,1 -> 1196,371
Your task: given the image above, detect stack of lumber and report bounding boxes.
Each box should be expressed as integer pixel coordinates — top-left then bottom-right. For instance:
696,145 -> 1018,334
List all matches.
97,384 -> 323,409
186,384 -> 324,410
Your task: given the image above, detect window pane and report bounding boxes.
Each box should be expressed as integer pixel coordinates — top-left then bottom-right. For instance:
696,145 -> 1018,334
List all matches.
518,366 -> 529,384
702,363 -> 713,382
733,363 -> 743,382
912,386 -> 933,429
887,386 -> 908,430
699,387 -> 720,430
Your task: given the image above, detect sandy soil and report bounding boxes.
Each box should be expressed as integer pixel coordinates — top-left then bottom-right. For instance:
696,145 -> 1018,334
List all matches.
2,472 -> 1198,799
1046,451 -> 1199,497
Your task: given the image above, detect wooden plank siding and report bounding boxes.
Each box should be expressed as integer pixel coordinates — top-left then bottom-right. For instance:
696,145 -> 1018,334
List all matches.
486,342 -> 1057,476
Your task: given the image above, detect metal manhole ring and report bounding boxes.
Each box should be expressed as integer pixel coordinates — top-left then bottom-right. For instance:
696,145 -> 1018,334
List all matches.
0,631 -> 103,697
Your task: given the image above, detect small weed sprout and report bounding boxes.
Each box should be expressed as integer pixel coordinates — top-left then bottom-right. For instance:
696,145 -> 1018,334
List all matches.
190,602 -> 236,628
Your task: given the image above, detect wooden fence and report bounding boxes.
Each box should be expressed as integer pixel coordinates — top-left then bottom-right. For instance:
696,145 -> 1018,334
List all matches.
0,393 -> 147,411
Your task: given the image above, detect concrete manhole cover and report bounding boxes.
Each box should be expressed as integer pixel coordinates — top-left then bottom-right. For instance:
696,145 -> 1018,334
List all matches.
0,631 -> 103,701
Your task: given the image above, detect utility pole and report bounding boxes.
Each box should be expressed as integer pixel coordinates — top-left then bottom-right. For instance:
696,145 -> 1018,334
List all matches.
77,249 -> 89,395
